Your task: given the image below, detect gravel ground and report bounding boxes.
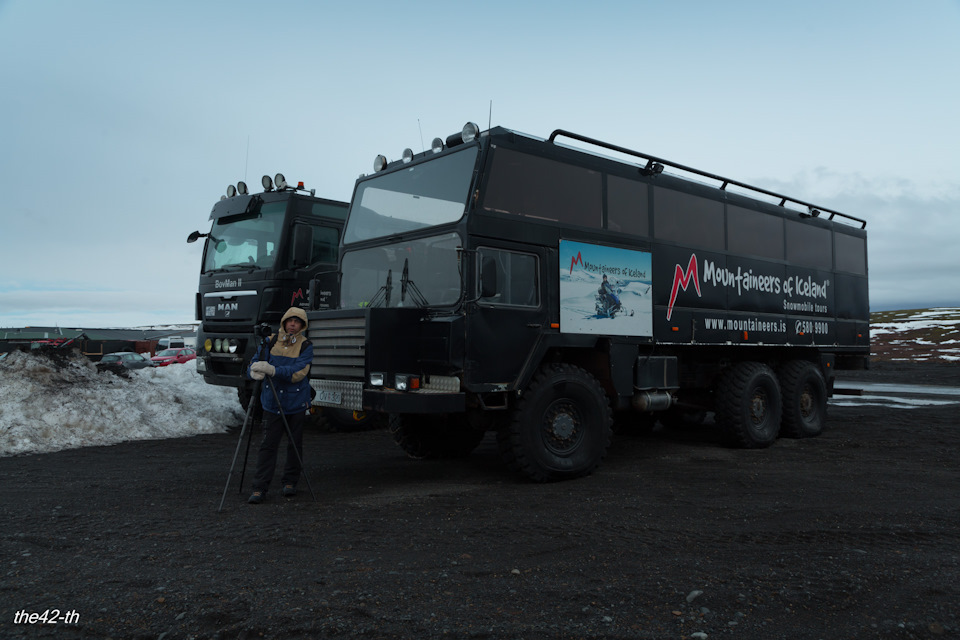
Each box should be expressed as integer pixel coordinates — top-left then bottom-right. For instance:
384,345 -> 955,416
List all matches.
2,362 -> 959,640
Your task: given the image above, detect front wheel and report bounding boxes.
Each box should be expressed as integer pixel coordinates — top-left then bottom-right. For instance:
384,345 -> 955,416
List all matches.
498,363 -> 612,482
715,362 -> 782,449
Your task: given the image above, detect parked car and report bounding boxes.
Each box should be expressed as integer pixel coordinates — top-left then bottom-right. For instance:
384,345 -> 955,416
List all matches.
97,352 -> 153,370
150,347 -> 197,367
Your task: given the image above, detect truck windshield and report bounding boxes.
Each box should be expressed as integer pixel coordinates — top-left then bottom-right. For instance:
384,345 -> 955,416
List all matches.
202,202 -> 286,273
340,232 -> 462,309
343,147 -> 478,245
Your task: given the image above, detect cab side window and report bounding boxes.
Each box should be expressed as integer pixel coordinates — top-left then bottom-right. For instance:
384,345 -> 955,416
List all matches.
309,226 -> 339,264
478,248 -> 539,307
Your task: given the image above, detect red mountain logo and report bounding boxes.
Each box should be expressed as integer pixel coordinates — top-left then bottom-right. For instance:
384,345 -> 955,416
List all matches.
667,254 -> 701,321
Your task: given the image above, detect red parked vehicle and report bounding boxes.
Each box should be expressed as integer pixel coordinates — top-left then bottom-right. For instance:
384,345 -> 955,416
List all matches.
150,348 -> 197,367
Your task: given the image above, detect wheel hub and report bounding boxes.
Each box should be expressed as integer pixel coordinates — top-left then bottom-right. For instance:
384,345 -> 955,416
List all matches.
750,390 -> 768,424
542,401 -> 582,454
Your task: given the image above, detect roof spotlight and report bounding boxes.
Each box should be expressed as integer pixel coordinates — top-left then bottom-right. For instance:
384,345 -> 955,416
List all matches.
237,181 -> 248,195
373,155 -> 388,172
227,184 -> 237,197
262,175 -> 273,191
275,173 -> 287,189
431,137 -> 444,154
461,122 -> 480,143
402,148 -> 414,164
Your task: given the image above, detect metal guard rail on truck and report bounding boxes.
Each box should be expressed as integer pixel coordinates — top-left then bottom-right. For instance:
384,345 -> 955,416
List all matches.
548,129 -> 867,230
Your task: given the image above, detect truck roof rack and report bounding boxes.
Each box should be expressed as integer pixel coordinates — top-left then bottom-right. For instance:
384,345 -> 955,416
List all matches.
548,129 -> 867,230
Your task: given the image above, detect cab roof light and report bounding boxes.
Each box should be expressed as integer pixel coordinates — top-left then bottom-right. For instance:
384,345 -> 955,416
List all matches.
461,121 -> 479,143
402,148 -> 414,164
262,175 -> 273,191
275,173 -> 287,190
431,137 -> 444,154
373,155 -> 388,172
445,121 -> 480,148
236,181 -> 248,195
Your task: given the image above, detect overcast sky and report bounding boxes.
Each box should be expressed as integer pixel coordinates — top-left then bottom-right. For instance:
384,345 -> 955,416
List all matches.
1,0 -> 958,328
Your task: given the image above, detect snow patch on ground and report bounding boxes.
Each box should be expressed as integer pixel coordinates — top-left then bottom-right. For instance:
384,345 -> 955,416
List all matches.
0,349 -> 242,457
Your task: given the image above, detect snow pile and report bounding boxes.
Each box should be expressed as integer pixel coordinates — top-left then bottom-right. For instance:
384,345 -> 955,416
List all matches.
870,307 -> 960,362
0,349 -> 243,457
871,308 -> 960,338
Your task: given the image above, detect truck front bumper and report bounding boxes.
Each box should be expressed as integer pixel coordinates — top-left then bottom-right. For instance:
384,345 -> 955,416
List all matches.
309,379 -> 465,414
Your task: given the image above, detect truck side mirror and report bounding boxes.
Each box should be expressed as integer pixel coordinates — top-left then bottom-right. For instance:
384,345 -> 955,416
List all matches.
480,256 -> 498,298
187,230 -> 202,243
292,225 -> 314,267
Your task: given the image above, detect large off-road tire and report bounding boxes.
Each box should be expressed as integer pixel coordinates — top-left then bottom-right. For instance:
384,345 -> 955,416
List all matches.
715,362 -> 782,449
497,363 -> 612,482
388,414 -> 486,460
778,360 -> 827,439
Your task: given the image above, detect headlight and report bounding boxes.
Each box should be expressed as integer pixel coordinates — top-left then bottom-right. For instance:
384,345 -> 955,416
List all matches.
204,338 -> 213,352
370,372 -> 385,387
227,339 -> 239,353
214,338 -> 223,352
395,374 -> 420,392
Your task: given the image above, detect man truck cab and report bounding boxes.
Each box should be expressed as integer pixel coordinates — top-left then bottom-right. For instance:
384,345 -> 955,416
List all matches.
188,174 -> 346,411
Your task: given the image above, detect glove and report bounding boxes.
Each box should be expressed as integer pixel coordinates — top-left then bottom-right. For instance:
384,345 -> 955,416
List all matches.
250,370 -> 265,381
251,361 -> 276,377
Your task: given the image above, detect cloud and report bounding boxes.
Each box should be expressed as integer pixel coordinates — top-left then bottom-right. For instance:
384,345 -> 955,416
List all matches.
759,170 -> 960,310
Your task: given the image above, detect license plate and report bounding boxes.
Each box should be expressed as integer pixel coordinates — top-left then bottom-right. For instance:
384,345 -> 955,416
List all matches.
317,390 -> 342,405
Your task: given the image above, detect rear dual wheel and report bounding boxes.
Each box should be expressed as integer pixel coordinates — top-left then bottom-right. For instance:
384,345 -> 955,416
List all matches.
716,360 -> 827,448
715,362 -> 782,449
778,360 -> 827,438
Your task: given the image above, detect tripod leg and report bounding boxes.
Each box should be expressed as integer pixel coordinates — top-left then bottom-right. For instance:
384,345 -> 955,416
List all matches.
237,412 -> 256,495
218,379 -> 261,513
264,376 -> 317,502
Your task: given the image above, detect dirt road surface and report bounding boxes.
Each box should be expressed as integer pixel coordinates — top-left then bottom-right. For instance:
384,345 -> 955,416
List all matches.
2,362 -> 958,639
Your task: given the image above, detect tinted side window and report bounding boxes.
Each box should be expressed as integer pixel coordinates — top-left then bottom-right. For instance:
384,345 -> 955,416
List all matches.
727,205 -> 785,260
785,220 -> 832,269
313,202 -> 348,221
310,226 -> 339,264
834,232 -> 867,275
653,187 -> 724,250
607,176 -> 649,236
482,148 -> 602,228
478,248 -> 539,307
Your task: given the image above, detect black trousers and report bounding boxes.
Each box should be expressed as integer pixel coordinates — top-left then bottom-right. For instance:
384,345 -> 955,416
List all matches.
252,410 -> 305,492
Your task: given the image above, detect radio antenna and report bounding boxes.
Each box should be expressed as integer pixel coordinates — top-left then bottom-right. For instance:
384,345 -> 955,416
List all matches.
488,100 -> 492,131
418,119 -> 425,153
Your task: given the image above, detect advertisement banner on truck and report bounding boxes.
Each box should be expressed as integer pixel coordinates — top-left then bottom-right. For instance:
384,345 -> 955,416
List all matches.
559,240 -> 653,336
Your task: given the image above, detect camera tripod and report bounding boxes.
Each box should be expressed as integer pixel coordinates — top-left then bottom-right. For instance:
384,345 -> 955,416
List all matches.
218,333 -> 317,512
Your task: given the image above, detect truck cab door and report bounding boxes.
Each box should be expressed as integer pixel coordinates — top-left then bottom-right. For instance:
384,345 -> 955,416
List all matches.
466,245 -> 548,390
